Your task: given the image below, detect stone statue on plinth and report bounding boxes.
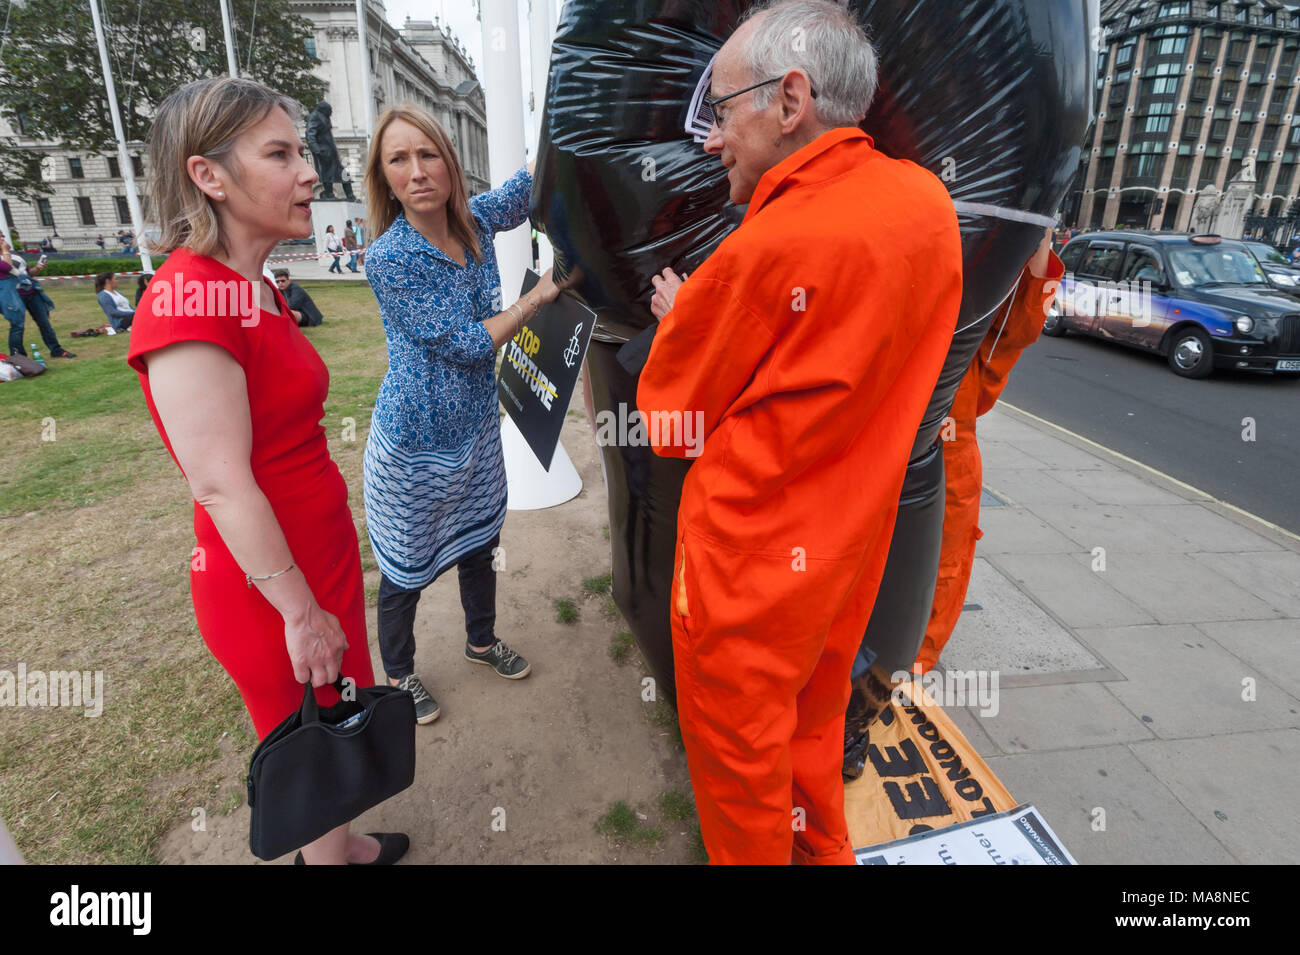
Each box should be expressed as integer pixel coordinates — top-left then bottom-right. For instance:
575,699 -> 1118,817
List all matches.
306,101 -> 356,201
1190,184 -> 1220,235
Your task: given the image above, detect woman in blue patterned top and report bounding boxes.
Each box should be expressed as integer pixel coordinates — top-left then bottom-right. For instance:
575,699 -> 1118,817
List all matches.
362,105 -> 562,724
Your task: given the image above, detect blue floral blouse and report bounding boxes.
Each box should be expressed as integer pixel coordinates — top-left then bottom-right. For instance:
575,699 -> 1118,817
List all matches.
365,166 -> 531,451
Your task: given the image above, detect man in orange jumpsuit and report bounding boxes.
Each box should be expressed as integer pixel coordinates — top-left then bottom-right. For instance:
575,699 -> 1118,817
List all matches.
913,232 -> 1064,673
635,0 -> 963,864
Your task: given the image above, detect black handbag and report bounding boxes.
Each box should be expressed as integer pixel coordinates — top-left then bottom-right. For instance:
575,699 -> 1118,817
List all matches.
246,676 -> 415,861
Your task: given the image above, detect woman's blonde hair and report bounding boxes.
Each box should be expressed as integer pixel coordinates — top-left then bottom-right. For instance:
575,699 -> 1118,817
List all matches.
147,76 -> 301,256
365,104 -> 482,263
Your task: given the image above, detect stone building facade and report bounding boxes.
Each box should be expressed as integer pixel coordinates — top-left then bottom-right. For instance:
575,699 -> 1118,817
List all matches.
1073,0 -> 1300,232
0,0 -> 488,250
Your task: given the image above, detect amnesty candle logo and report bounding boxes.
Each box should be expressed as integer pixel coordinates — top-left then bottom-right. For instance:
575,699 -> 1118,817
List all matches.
149,272 -> 262,327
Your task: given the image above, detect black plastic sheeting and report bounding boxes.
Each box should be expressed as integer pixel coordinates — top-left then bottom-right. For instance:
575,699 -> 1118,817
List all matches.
535,0 -> 1096,710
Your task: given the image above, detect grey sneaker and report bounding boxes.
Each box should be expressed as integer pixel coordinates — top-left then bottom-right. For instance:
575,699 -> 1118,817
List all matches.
465,638 -> 532,680
395,673 -> 440,724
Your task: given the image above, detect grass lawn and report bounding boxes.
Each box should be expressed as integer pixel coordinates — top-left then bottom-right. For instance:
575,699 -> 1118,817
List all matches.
0,279 -> 386,863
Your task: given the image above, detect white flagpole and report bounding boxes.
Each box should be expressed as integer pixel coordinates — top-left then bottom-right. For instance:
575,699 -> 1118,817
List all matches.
356,0 -> 375,150
88,0 -> 152,273
219,0 -> 239,77
528,0 -> 555,271
483,0 -> 581,509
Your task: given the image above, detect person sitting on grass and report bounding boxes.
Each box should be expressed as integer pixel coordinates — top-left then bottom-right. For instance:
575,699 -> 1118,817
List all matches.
136,273 -> 154,307
273,269 -> 323,326
95,272 -> 135,331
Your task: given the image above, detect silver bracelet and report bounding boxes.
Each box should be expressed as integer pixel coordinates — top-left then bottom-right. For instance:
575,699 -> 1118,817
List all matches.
507,302 -> 523,337
246,561 -> 296,588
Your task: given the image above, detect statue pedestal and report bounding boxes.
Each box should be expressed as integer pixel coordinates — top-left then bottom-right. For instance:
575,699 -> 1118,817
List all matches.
1216,181 -> 1253,240
311,201 -> 367,259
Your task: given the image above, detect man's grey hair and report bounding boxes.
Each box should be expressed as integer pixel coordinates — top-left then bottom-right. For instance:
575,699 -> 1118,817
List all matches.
738,0 -> 878,128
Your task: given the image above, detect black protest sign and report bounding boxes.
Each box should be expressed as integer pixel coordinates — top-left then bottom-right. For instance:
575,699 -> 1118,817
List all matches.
497,270 -> 596,470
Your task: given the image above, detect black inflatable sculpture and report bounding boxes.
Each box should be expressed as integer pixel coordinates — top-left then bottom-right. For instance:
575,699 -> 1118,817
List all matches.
533,0 -> 1095,712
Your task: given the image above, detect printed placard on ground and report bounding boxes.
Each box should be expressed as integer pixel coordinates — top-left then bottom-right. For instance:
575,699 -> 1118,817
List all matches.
497,270 -> 596,470
854,804 -> 1077,865
845,673 -> 1018,847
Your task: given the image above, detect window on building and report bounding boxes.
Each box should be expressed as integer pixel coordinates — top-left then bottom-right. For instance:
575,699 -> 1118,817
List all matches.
1264,11 -> 1276,26
1160,1 -> 1189,16
1236,7 -> 1248,23
1,199 -> 12,228
36,198 -> 54,226
1212,118 -> 1231,139
1127,153 -> 1161,178
1147,76 -> 1181,95
1202,35 -> 1221,59
1144,115 -> 1172,133
305,36 -> 317,59
1117,44 -> 1134,67
1184,116 -> 1203,136
1154,36 -> 1187,56
1207,3 -> 1220,17
68,157 -> 84,179
108,156 -> 120,178
75,196 -> 95,225
1174,153 -> 1193,180
1192,76 -> 1213,98
1219,79 -> 1239,101
1229,39 -> 1248,61
131,155 -> 143,177
115,196 -> 130,224
14,112 -> 29,136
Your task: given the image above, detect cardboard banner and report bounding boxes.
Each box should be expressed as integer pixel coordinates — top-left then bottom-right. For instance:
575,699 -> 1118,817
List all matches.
855,804 -> 1077,865
845,671 -> 1018,851
497,270 -> 596,470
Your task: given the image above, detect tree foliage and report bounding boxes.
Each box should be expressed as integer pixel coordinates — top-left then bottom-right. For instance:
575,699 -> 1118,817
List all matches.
0,0 -> 327,198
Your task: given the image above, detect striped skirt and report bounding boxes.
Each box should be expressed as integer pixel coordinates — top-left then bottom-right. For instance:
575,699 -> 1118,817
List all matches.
362,410 -> 508,591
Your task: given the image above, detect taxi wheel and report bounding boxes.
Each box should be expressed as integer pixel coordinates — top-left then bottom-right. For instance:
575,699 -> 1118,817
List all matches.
1167,327 -> 1214,379
1042,308 -> 1068,337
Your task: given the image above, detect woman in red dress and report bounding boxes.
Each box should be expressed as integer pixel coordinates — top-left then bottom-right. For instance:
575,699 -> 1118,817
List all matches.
127,77 -> 406,865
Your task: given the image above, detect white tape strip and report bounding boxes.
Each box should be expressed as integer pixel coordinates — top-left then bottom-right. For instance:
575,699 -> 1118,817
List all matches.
952,200 -> 1057,229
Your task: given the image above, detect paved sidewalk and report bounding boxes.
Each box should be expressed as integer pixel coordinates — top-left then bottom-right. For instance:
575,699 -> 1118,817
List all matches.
271,250 -> 370,281
939,404 -> 1300,865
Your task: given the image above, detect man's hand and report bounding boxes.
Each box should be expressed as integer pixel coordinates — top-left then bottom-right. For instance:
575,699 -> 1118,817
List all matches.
650,267 -> 688,320
1028,227 -> 1053,277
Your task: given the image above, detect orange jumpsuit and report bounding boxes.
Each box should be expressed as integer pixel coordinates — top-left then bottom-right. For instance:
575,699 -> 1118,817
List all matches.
914,250 -> 1064,673
636,128 -> 963,864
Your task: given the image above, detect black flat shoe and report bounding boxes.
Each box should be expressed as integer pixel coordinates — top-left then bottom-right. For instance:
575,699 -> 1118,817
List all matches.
293,832 -> 410,865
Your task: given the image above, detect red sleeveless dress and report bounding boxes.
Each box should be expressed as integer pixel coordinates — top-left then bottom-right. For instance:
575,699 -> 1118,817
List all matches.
128,248 -> 374,738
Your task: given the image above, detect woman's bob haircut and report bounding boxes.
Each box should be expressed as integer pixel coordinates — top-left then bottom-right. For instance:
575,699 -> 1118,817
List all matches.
147,76 -> 301,256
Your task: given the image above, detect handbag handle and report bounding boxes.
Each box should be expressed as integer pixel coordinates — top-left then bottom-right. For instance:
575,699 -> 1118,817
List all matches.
298,675 -> 357,725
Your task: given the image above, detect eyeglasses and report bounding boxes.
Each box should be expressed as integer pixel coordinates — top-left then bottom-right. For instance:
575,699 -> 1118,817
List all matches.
704,75 -> 818,129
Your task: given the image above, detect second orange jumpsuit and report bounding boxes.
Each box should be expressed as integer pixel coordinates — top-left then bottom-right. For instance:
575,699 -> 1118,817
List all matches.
913,248 -> 1064,673
637,128 -> 963,864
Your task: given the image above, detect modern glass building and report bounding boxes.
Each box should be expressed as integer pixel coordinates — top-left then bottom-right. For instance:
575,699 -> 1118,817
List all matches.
1075,0 -> 1300,233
